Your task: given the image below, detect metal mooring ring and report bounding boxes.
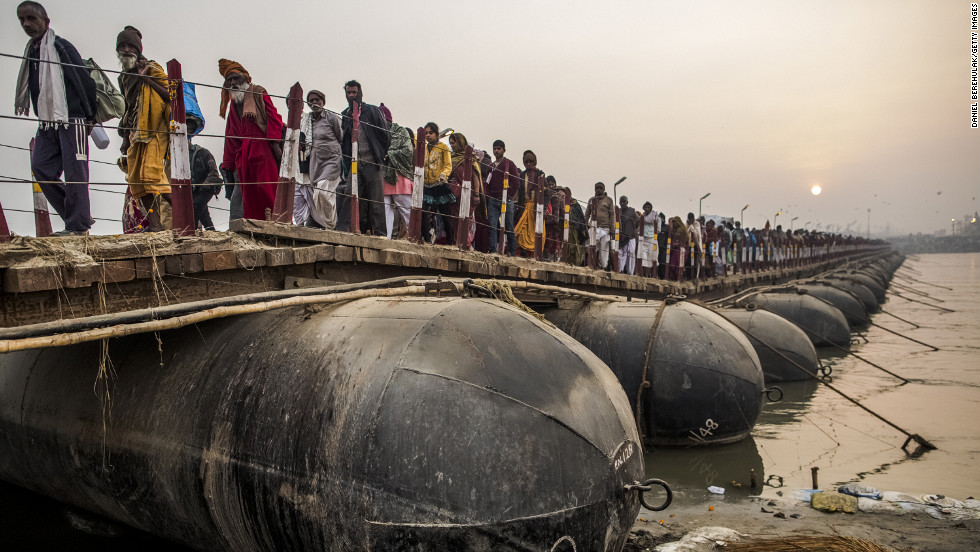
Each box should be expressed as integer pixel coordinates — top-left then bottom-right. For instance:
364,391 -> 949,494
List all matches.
765,474 -> 784,488
765,386 -> 784,402
744,302 -> 757,311
819,363 -> 833,378
625,478 -> 673,511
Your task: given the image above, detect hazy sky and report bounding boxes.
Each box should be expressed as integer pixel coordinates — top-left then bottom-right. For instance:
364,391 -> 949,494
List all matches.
1,0 -> 977,237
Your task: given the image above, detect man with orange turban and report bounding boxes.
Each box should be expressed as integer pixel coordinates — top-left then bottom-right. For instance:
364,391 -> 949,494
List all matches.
218,58 -> 283,221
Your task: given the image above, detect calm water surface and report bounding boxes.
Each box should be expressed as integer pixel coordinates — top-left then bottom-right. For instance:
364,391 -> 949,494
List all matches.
645,252 -> 980,503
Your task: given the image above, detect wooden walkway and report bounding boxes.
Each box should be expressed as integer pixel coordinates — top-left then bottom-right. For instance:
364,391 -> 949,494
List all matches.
0,219 -> 888,327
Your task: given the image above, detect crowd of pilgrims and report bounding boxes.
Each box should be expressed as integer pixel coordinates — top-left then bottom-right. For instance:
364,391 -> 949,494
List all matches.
14,2 -> 874,282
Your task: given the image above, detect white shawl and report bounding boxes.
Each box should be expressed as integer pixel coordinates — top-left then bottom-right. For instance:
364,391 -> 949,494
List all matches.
14,29 -> 69,128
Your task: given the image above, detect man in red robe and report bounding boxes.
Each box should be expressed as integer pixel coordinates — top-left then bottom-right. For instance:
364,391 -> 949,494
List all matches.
217,59 -> 283,220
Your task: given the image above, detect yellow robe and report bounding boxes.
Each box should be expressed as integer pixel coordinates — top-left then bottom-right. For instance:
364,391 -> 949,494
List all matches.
123,61 -> 171,197
515,200 -> 537,252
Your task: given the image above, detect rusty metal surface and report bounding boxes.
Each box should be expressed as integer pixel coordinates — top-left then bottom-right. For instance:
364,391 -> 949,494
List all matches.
737,292 -> 851,347
831,271 -> 887,302
792,283 -> 869,328
818,277 -> 879,312
542,301 -> 765,447
721,308 -> 820,383
0,297 -> 642,551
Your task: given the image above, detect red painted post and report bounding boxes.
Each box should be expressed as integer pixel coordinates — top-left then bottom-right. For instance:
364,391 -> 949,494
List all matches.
497,174 -> 509,254
533,173 -> 544,261
611,206 -> 620,271
740,236 -> 746,273
634,214 -> 643,275
587,219 -> 597,269
689,238 -> 695,281
28,139 -> 52,237
32,182 -> 53,237
408,127 -> 425,243
165,59 -> 195,236
758,238 -> 763,272
650,217 -> 660,279
349,102 -> 361,234
561,192 -> 570,263
0,200 -> 10,242
455,146 -> 474,249
272,82 -> 303,223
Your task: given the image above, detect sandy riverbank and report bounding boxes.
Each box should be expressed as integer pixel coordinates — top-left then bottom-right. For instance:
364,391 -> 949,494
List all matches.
624,492 -> 980,552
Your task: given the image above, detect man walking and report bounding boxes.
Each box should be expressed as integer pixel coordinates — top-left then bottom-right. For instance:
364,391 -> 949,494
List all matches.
485,140 -> 521,255
617,196 -> 638,274
297,89 -> 342,229
733,221 -> 745,273
638,201 -> 659,278
15,1 -> 97,235
586,182 -> 615,270
218,59 -> 284,221
185,114 -> 223,231
720,221 -> 734,276
687,213 -> 703,279
341,80 -> 390,235
117,25 -> 172,231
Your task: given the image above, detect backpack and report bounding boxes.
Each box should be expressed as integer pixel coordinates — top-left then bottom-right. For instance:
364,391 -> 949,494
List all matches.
85,58 -> 126,123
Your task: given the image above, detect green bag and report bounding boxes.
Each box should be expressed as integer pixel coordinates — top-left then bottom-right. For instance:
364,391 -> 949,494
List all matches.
85,58 -> 126,123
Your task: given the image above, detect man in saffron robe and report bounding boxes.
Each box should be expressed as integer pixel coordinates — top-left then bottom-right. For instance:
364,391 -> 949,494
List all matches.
515,150 -> 547,257
117,25 -> 172,231
218,59 -> 283,221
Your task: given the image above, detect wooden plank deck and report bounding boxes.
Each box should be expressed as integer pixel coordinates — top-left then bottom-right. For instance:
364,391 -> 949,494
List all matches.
0,219 -> 887,327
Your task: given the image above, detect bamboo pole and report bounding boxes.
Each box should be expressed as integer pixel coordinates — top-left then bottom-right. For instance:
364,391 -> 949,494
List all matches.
0,286 -> 428,353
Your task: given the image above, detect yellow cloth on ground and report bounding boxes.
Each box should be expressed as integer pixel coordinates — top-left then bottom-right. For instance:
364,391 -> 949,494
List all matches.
124,61 -> 171,198
516,200 -> 544,252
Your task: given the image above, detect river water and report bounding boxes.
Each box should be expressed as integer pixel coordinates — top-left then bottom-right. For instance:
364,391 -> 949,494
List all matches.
644,252 -> 980,503
1,252 -> 977,549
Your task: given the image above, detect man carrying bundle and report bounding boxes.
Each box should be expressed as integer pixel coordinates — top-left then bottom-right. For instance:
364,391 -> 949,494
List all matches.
15,1 -> 97,235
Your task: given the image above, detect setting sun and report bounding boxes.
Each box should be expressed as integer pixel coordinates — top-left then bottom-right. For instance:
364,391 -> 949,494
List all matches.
811,185 -> 822,196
